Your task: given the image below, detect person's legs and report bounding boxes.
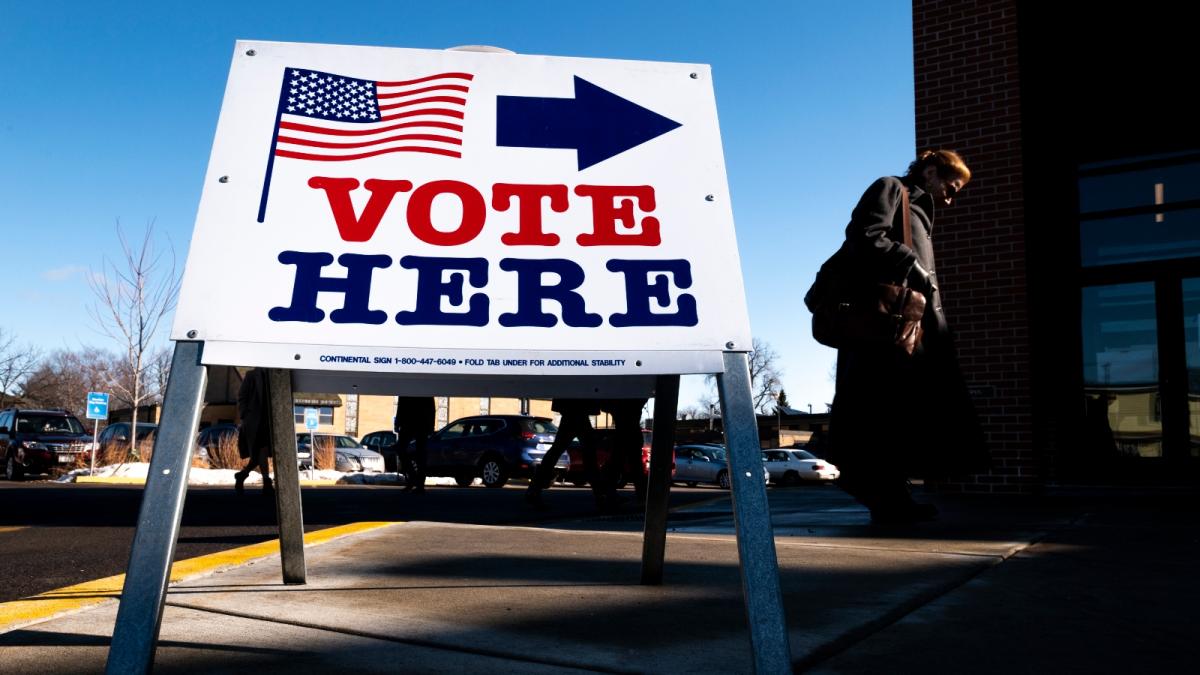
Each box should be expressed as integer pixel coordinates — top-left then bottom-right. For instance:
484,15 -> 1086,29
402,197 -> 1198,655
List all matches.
394,428 -> 417,491
526,412 -> 588,507
408,431 -> 429,494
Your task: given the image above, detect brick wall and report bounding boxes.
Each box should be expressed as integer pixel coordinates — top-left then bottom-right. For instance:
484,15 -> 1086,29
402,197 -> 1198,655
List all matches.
913,0 -> 1035,492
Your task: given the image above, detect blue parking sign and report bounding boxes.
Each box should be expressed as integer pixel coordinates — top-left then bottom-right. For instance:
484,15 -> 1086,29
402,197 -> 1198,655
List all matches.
304,408 -> 319,430
86,392 -> 109,421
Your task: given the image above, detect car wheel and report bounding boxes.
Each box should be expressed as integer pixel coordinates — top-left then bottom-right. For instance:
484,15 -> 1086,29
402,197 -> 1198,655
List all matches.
454,474 -> 474,487
686,481 -> 698,488
6,455 -> 23,481
782,471 -> 800,487
479,456 -> 509,488
717,470 -> 730,490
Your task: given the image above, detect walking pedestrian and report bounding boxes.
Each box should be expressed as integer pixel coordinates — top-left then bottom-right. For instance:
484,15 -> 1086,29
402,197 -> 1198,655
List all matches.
234,368 -> 273,496
525,398 -> 601,510
825,150 -> 987,523
394,396 -> 436,494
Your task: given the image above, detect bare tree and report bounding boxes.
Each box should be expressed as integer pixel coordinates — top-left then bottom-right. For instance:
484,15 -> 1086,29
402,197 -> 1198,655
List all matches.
20,348 -> 119,419
88,223 -> 180,460
0,329 -> 40,408
702,337 -> 785,414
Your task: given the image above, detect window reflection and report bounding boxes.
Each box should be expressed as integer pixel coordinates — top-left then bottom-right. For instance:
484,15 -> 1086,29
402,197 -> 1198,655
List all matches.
1079,154 -> 1200,266
1082,284 -> 1162,458
1184,278 -> 1200,457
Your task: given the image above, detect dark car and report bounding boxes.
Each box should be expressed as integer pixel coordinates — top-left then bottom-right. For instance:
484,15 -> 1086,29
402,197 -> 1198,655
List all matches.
195,423 -> 240,465
96,422 -> 159,458
0,408 -> 92,480
360,430 -> 401,471
420,415 -> 559,488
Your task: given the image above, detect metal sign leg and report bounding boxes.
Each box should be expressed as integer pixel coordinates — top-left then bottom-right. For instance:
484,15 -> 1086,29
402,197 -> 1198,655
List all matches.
106,341 -> 208,675
641,375 -> 679,585
717,351 -> 791,673
267,368 -> 307,584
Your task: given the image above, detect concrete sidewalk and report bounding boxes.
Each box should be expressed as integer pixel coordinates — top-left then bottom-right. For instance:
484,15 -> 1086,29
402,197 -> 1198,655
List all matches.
1,486 -> 1196,673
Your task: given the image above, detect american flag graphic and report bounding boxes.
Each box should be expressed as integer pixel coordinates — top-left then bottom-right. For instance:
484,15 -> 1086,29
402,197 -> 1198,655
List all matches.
258,67 -> 475,222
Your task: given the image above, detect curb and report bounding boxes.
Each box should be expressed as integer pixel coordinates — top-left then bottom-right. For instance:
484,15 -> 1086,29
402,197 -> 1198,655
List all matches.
0,521 -> 400,634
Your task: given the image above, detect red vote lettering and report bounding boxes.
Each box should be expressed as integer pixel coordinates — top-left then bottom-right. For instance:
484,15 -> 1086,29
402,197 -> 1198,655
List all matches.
307,177 -> 413,243
493,183 -> 568,246
573,185 -> 660,246
407,180 -> 487,246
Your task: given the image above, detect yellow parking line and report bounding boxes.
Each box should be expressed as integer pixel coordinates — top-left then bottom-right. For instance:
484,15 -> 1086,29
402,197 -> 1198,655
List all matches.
0,526 -> 26,534
0,521 -> 400,633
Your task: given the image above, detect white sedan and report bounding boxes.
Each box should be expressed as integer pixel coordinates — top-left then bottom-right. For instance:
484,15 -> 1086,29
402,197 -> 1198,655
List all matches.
761,448 -> 840,485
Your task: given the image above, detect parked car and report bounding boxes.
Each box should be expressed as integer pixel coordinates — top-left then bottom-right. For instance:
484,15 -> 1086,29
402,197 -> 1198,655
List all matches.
195,423 -> 241,464
296,433 -> 384,473
0,408 -> 92,480
96,421 -> 159,459
761,448 -> 840,485
416,415 -> 561,488
673,444 -> 769,489
564,428 -> 663,488
360,429 -> 402,472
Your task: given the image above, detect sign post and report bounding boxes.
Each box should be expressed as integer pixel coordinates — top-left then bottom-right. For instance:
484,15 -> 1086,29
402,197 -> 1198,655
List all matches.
85,392 -> 109,475
108,40 -> 789,674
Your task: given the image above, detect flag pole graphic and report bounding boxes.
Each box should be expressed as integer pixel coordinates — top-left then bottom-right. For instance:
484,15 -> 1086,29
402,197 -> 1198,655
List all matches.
257,70 -> 290,223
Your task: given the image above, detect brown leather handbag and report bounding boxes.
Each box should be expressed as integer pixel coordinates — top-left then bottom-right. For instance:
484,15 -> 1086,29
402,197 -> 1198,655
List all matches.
804,188 -> 926,355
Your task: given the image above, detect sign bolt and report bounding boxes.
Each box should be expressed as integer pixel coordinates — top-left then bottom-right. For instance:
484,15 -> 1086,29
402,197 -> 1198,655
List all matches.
690,72 -> 699,79
705,194 -> 715,202
726,341 -> 735,349
246,49 -> 257,56
219,176 -> 229,183
294,354 -> 301,360
186,330 -> 197,338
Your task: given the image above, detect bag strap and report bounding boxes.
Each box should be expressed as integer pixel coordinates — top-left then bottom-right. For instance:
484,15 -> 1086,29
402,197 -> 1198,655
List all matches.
900,184 -> 912,247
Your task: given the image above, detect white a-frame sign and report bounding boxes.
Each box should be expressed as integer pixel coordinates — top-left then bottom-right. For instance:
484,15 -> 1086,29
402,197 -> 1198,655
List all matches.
107,40 -> 790,674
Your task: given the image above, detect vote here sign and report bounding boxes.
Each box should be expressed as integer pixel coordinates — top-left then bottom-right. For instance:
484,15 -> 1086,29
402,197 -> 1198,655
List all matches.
172,40 -> 752,377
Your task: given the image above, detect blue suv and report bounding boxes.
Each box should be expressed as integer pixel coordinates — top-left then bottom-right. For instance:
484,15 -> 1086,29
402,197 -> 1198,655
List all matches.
420,415 -> 562,488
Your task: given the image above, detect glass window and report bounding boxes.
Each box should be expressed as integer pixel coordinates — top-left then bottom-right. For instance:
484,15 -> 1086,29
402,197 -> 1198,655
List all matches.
521,419 -> 558,434
439,422 -> 467,440
1082,283 -> 1162,457
1183,278 -> 1200,457
1079,155 -> 1200,267
1079,158 -> 1200,213
293,406 -> 334,425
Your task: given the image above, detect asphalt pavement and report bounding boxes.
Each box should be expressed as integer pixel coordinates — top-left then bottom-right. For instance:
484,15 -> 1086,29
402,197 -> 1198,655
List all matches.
1,484 -> 1196,673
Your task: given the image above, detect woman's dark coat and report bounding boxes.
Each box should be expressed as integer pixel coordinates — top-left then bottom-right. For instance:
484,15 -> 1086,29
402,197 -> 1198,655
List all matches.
237,368 -> 270,460
828,177 -> 987,480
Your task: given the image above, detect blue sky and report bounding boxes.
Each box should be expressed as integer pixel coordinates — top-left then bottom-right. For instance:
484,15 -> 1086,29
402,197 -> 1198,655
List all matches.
1,0 -> 915,412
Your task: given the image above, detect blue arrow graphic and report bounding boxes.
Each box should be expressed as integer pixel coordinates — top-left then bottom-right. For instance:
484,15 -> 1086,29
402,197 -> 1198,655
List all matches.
497,76 -> 682,170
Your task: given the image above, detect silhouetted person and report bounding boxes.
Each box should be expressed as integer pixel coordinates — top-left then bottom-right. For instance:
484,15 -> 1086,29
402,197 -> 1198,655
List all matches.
827,150 -> 987,523
526,399 -> 601,510
234,368 -> 272,496
394,397 -> 436,494
598,398 -> 649,505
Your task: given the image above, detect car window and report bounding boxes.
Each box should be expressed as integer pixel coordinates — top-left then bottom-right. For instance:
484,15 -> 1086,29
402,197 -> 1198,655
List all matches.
765,450 -> 788,461
0,412 -> 12,429
336,436 -> 361,448
134,424 -> 157,440
523,419 -> 557,434
18,416 -> 68,433
474,419 -> 503,435
440,422 -> 468,440
791,450 -> 816,461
